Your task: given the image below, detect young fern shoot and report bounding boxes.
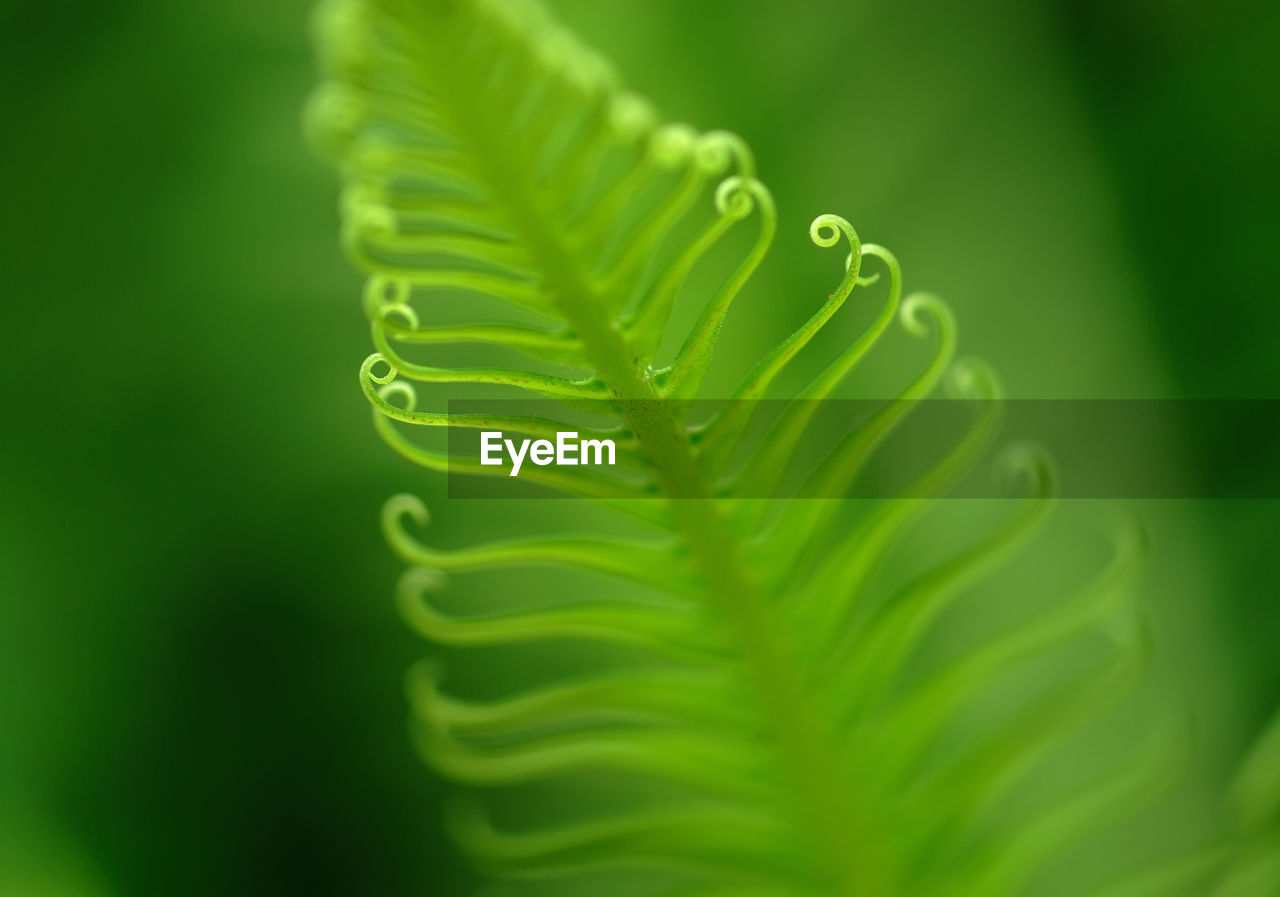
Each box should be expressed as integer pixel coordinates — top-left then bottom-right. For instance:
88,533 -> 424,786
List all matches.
307,0 -> 1174,894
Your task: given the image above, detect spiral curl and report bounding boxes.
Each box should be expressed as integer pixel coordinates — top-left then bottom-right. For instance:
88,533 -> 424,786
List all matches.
607,92 -> 658,142
994,442 -> 1057,496
362,351 -> 398,387
945,357 -> 1003,402
713,176 -> 766,220
696,131 -> 756,182
900,292 -> 955,341
648,124 -> 700,168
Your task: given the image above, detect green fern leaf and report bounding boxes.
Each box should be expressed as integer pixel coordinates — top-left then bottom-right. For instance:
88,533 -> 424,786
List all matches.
307,1 -> 1155,893
1092,708 -> 1280,897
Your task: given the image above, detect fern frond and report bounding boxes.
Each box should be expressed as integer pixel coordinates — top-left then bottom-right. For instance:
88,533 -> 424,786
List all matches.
309,1 -> 1165,893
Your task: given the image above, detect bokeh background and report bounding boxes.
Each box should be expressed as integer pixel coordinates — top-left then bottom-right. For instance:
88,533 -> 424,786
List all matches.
2,0 -> 1278,893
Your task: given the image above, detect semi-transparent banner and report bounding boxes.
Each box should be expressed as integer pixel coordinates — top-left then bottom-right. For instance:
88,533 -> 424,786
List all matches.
428,399 -> 1274,499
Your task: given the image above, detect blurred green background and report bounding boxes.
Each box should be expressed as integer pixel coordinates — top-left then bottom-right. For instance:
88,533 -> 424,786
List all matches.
2,0 -> 1277,893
